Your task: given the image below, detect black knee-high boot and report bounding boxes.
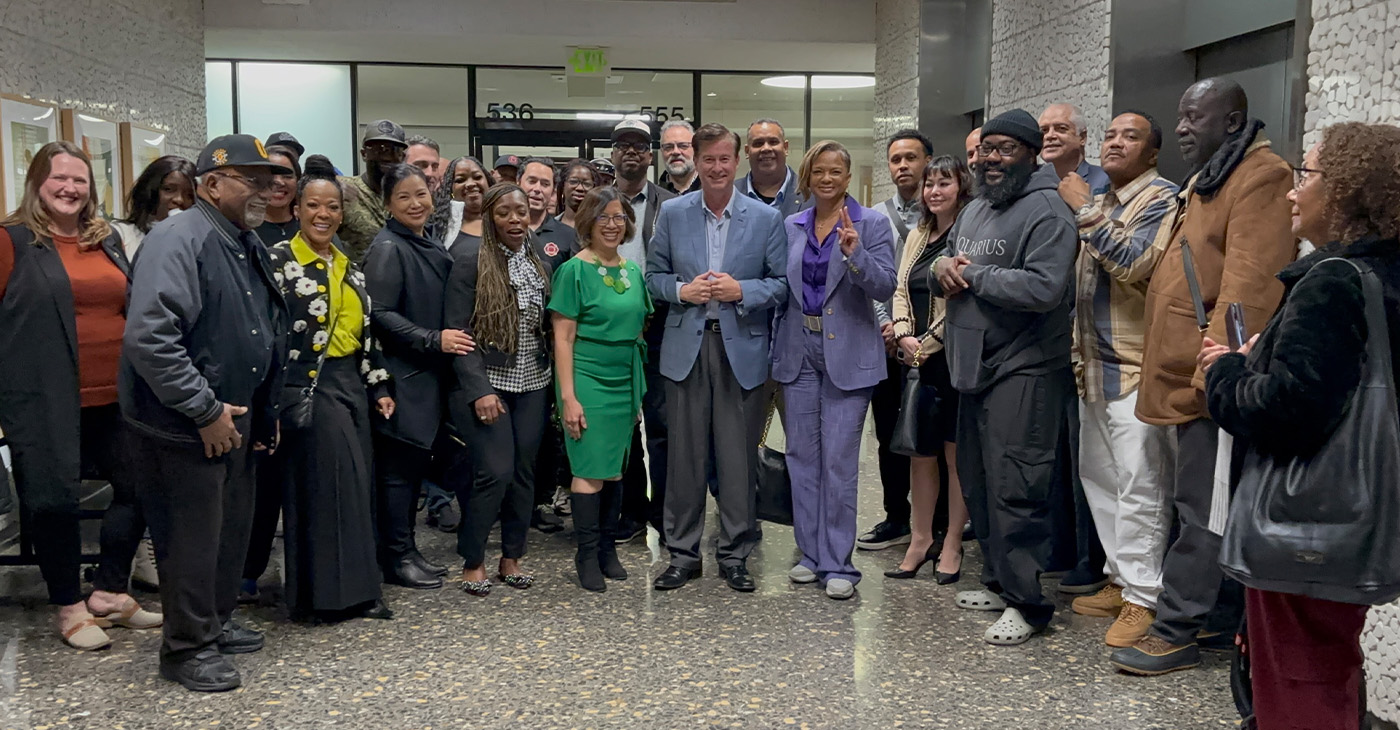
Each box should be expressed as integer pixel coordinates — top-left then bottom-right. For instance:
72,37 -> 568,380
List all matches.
570,491 -> 606,592
598,481 -> 628,580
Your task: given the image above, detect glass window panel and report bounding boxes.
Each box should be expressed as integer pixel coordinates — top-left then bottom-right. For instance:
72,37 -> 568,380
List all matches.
700,74 -> 806,183
475,69 -> 692,125
811,80 -> 876,206
205,61 -> 234,140
357,66 -> 471,167
236,62 -> 354,173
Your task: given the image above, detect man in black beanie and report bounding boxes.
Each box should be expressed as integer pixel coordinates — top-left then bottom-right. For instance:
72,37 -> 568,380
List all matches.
930,108 -> 1078,646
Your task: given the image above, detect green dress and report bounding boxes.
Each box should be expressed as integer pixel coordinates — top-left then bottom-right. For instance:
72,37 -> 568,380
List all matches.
547,254 -> 653,479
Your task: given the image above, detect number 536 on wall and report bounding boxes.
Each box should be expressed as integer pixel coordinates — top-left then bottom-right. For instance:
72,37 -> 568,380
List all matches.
486,103 -> 536,120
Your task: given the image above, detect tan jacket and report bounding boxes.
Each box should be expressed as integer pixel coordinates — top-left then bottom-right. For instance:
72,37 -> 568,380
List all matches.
1136,138 -> 1295,425
891,224 -> 948,362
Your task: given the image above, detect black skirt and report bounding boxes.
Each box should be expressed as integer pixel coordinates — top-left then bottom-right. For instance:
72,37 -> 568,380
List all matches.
282,356 -> 382,613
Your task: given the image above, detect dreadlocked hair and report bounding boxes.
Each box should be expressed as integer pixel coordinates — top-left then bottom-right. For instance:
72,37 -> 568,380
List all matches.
473,183 -> 551,354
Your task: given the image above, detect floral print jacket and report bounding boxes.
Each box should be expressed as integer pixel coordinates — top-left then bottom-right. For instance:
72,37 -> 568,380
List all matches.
267,238 -> 392,403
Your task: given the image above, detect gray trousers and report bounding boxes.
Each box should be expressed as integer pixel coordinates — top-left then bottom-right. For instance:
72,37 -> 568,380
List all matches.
1151,418 -> 1225,646
663,329 -> 765,569
958,368 -> 1074,627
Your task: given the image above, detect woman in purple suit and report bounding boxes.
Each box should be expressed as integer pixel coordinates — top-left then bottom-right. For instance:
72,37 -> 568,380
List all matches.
771,140 -> 897,600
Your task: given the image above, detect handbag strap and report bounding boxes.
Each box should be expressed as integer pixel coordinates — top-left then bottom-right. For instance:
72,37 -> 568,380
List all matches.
1325,258 -> 1395,393
305,261 -> 343,396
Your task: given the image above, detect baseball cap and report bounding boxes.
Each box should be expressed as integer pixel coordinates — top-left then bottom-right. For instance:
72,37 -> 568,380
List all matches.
590,158 -> 615,177
610,117 -> 653,144
196,134 -> 294,176
264,131 -> 304,157
494,154 -> 522,170
362,119 -> 408,147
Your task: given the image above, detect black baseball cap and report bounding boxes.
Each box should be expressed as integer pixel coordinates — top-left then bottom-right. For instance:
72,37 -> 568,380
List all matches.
494,154 -> 522,170
362,119 -> 408,147
196,134 -> 294,176
264,131 -> 304,157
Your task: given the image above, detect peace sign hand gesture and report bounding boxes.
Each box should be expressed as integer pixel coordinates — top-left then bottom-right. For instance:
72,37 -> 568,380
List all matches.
837,206 -> 860,257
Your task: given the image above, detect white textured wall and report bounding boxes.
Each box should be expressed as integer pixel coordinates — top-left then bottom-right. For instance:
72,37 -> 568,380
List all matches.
873,0 -> 921,204
987,0 -> 1111,162
0,0 -> 206,159
1309,4 -> 1400,722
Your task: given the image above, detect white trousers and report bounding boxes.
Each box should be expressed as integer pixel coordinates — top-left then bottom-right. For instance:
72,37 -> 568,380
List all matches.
1078,393 -> 1175,609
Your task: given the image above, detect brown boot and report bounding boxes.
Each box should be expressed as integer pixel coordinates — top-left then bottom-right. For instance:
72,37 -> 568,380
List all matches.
1071,583 -> 1123,617
1105,602 -> 1155,648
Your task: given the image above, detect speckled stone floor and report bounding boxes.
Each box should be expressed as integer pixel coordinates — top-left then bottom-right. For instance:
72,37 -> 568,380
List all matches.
0,455 -> 1238,730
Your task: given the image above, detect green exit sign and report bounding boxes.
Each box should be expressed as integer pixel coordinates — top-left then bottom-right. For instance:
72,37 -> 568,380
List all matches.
568,47 -> 609,75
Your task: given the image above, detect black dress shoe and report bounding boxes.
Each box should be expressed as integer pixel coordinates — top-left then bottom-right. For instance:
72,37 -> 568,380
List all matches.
217,620 -> 264,655
358,599 -> 394,620
532,506 -> 565,533
387,557 -> 444,589
426,502 -> 461,533
721,564 -> 756,592
652,565 -> 701,590
160,648 -> 241,692
409,551 -> 448,577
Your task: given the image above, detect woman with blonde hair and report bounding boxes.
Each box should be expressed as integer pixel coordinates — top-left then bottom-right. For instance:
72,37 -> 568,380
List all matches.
0,141 -> 161,649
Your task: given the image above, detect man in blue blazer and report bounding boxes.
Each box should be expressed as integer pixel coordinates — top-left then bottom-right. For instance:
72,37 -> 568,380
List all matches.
645,123 -> 788,593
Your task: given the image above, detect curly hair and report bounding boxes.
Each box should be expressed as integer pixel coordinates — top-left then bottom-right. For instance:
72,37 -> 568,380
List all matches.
474,183 -> 551,354
1317,122 -> 1400,244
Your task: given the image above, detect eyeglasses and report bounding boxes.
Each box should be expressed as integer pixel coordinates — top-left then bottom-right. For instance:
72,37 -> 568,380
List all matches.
976,141 -> 1024,159
1292,165 -> 1323,190
661,142 -> 692,152
595,214 -> 629,227
614,141 -> 650,153
565,177 -> 596,188
216,172 -> 274,192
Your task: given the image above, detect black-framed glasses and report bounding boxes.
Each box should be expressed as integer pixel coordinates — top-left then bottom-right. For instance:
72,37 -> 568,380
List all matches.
976,141 -> 1024,159
595,213 -> 629,227
215,172 -> 274,192
614,141 -> 650,153
1292,165 -> 1323,190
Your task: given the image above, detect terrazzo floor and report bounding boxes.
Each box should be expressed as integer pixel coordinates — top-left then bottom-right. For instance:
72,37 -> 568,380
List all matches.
1,458 -> 1238,730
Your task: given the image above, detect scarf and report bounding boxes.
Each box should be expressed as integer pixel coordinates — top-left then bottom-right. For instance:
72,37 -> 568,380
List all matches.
1192,118 -> 1266,200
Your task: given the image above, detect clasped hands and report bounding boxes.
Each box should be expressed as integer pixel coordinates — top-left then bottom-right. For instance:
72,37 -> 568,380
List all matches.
1198,334 -> 1259,373
680,270 -> 744,305
934,255 -> 973,296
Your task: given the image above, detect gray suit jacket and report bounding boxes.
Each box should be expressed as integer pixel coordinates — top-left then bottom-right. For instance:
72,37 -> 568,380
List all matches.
644,191 -> 788,390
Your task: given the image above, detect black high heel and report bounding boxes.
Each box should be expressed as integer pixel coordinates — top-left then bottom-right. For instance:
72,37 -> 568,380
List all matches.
935,547 -> 965,585
884,546 -> 937,579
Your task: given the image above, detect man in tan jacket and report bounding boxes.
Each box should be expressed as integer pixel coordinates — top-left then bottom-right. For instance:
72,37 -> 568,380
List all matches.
1110,78 -> 1295,676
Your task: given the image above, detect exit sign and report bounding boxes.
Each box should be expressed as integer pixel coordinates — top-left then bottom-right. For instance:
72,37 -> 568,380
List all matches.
567,47 -> 610,75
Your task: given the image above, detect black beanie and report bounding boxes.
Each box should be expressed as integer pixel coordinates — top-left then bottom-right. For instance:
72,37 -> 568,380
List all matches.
981,109 -> 1043,154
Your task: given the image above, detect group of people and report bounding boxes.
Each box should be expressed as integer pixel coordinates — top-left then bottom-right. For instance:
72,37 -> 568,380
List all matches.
0,74 -> 1396,730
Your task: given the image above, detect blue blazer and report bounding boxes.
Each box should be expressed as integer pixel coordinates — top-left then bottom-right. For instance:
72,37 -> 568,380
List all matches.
771,199 -> 896,392
644,191 -> 788,391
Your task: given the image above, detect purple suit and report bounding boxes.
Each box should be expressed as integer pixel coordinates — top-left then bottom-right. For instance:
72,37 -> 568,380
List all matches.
771,197 -> 896,586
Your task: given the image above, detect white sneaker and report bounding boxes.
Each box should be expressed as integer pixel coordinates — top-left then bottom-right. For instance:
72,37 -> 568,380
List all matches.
551,486 -> 572,516
825,578 -> 855,600
131,537 -> 159,589
788,565 -> 817,584
983,607 -> 1044,646
955,589 -> 1006,611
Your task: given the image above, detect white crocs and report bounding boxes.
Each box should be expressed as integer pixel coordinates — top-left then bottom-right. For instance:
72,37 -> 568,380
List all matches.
983,607 -> 1045,646
955,589 -> 1007,611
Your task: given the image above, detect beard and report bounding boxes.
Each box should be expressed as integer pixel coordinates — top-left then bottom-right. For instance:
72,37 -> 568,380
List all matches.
666,158 -> 694,177
243,200 -> 268,229
977,159 -> 1036,208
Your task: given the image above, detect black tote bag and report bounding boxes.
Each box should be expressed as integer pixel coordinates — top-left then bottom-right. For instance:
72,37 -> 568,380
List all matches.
754,396 -> 793,526
1220,260 -> 1400,605
890,366 -> 943,458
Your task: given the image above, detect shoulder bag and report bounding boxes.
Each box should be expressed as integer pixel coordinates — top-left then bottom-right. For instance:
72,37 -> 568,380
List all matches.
1219,259 -> 1400,605
754,392 -> 793,526
890,290 -> 945,458
282,268 -> 340,431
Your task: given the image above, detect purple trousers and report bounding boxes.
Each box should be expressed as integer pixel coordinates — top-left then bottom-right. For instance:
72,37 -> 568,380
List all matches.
783,329 -> 874,585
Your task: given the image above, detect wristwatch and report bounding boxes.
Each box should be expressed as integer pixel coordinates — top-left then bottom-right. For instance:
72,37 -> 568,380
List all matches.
1076,202 -> 1096,218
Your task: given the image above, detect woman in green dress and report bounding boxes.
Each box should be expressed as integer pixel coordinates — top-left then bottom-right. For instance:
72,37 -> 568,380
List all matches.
548,186 -> 653,592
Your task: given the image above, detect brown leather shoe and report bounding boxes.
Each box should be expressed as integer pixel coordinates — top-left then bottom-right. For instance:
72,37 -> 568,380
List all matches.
1071,583 -> 1124,617
1105,602 -> 1155,648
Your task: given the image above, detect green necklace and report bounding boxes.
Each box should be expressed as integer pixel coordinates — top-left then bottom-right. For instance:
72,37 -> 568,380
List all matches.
590,255 -> 631,294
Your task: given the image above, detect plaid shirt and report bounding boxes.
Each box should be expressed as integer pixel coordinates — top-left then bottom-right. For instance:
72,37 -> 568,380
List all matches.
1073,168 -> 1180,402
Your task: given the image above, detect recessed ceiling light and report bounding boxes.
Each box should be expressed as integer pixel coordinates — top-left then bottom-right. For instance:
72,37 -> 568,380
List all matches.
706,92 -> 717,97
576,112 -> 626,121
761,75 -> 876,90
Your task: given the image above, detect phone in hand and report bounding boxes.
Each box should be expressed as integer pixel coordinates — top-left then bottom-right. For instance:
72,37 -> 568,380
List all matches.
1226,302 -> 1248,350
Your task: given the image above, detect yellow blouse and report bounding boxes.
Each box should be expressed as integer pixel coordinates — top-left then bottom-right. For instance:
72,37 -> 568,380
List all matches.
289,233 -> 364,357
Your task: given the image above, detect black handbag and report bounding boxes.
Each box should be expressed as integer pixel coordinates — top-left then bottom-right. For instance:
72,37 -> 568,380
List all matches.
0,433 -> 15,516
890,364 -> 943,458
754,395 -> 793,526
1219,259 -> 1400,605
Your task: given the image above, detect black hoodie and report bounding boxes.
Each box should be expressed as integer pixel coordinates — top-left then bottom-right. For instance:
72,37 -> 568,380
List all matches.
934,163 -> 1078,394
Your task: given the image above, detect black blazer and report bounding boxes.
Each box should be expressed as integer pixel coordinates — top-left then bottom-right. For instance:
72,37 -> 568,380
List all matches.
363,219 -> 453,450
443,236 -> 555,407
267,238 -> 391,403
639,181 -> 676,244
0,225 -> 129,503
